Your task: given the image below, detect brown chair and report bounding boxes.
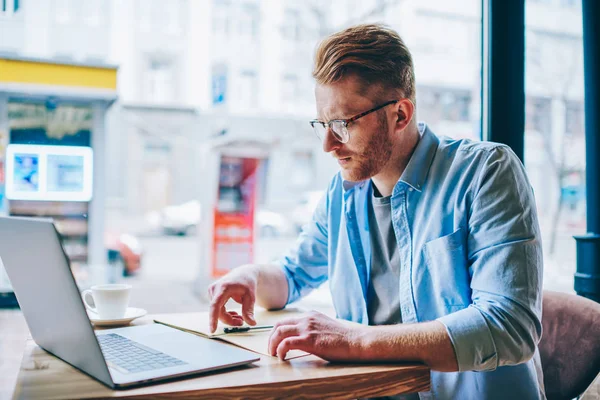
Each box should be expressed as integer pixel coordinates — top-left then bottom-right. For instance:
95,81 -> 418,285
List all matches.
539,290 -> 600,400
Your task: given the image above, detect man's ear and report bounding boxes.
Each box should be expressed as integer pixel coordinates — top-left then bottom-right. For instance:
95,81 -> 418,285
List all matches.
395,98 -> 414,130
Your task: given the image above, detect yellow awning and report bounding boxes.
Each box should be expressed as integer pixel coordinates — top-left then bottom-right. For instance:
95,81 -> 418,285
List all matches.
0,57 -> 117,90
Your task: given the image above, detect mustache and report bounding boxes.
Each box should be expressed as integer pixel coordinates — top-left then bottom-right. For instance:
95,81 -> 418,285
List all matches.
332,152 -> 354,159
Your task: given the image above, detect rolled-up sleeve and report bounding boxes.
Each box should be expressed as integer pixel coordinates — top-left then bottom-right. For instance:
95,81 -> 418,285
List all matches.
277,191 -> 330,305
437,146 -> 543,372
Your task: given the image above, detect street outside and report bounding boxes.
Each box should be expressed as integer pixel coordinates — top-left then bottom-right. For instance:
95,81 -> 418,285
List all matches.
121,233 -> 302,314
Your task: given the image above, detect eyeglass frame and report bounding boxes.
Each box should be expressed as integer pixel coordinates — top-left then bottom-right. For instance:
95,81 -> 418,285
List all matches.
309,99 -> 400,143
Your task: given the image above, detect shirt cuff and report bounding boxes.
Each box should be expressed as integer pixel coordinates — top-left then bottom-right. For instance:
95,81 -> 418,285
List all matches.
437,306 -> 498,372
277,260 -> 299,305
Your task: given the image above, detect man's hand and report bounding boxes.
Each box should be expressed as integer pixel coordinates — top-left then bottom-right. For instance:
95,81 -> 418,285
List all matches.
267,311 -> 366,361
208,265 -> 258,333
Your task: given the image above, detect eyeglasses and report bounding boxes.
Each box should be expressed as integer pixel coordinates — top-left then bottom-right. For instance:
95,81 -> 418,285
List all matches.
309,100 -> 399,143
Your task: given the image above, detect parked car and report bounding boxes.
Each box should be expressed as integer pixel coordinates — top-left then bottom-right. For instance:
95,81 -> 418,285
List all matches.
105,233 -> 143,276
291,190 -> 325,233
257,210 -> 290,237
148,200 -> 291,237
158,200 -> 201,236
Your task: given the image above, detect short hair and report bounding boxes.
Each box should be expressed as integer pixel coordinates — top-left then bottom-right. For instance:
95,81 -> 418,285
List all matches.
312,23 -> 416,103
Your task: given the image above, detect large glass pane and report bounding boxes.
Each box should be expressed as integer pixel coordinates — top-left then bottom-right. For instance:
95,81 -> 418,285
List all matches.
525,0 -> 585,293
0,0 -> 482,312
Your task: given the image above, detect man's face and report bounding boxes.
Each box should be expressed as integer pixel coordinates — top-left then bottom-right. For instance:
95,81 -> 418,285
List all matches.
315,76 -> 393,182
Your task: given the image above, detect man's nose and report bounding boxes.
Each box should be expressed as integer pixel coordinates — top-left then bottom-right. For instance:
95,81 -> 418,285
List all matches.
322,127 -> 342,153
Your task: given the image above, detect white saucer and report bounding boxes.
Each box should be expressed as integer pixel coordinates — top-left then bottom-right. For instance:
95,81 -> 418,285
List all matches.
87,307 -> 147,327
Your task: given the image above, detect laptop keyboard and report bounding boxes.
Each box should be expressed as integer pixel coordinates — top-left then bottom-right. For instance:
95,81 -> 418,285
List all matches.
97,333 -> 187,374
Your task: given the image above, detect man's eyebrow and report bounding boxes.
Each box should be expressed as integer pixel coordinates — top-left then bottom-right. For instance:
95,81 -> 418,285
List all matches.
317,107 -> 360,121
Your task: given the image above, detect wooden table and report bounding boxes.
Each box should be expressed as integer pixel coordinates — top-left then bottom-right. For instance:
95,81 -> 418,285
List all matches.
3,311 -> 430,400
0,310 -> 29,400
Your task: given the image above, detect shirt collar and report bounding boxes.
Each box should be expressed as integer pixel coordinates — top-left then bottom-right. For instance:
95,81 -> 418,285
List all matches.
341,122 -> 439,193
398,122 -> 439,192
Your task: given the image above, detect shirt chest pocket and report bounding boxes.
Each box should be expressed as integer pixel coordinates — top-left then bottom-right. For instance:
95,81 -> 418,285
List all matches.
422,228 -> 471,310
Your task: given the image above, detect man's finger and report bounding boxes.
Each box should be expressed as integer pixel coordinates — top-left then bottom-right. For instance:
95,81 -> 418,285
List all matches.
225,310 -> 244,325
268,317 -> 303,345
277,336 -> 309,361
268,325 -> 301,356
209,289 -> 231,333
241,293 -> 256,326
219,305 -> 243,326
272,316 -> 303,329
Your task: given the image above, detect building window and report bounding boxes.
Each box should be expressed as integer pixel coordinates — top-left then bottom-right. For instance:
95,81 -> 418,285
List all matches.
282,8 -> 300,41
212,13 -> 229,36
54,0 -> 72,23
565,101 -> 584,137
1,0 -> 19,15
164,0 -> 182,36
239,3 -> 259,39
239,70 -> 258,107
146,59 -> 176,104
290,151 -> 314,188
560,0 -> 578,8
212,63 -> 228,106
526,96 -> 552,135
137,0 -> 181,35
282,74 -> 299,104
417,87 -> 472,123
137,0 -> 151,32
82,0 -> 103,26
212,0 -> 231,36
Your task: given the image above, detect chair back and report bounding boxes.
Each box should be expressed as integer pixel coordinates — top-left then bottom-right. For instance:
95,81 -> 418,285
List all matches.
539,291 -> 600,400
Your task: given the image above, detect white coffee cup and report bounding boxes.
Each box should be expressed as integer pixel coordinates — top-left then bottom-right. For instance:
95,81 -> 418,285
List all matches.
82,284 -> 132,319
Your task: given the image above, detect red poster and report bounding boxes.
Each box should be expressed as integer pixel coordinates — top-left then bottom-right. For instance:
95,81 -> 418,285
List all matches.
211,156 -> 260,278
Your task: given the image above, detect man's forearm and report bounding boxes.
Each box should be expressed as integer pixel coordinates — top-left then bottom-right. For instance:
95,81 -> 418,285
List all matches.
356,320 -> 459,372
251,264 -> 289,310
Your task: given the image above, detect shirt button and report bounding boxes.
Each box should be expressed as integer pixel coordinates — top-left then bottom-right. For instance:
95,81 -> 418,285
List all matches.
409,188 -> 414,192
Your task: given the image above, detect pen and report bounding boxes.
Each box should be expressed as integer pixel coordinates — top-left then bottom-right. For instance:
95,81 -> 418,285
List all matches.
223,325 -> 274,334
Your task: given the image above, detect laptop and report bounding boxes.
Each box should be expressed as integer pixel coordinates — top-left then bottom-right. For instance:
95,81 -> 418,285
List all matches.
0,216 -> 259,389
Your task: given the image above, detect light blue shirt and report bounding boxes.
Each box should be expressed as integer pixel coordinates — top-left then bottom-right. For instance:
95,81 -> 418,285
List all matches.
278,123 -> 545,399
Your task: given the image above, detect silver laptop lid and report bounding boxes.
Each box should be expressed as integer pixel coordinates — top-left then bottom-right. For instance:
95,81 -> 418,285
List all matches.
0,216 -> 113,387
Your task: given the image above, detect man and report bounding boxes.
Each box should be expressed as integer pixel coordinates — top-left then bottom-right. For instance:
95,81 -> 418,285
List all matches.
208,24 -> 544,399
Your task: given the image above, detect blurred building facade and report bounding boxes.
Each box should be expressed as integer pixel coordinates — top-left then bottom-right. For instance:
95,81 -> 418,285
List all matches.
0,0 -> 585,229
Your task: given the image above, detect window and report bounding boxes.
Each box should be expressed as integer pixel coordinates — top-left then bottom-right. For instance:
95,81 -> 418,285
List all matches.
238,70 -> 257,107
212,13 -> 230,36
290,151 -> 314,188
282,8 -> 300,41
212,0 -> 230,36
1,0 -> 19,15
560,0 -> 578,8
417,87 -> 474,127
239,3 -> 259,39
54,0 -> 72,23
82,0 -> 103,26
145,59 -> 176,103
282,74 -> 299,104
2,0 -> 483,314
565,101 -> 584,137
525,97 -> 552,135
164,1 -> 182,36
137,0 -> 181,35
402,0 -> 482,140
212,64 -> 228,106
137,0 -> 152,32
525,0 -> 585,292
